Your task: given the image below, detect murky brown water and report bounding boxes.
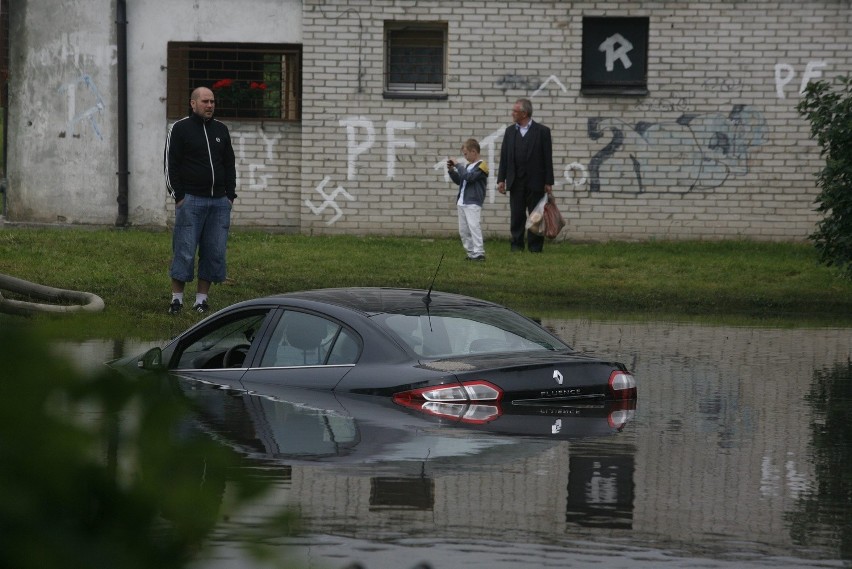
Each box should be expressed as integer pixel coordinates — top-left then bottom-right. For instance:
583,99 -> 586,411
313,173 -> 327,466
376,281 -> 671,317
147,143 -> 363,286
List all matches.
65,319 -> 852,569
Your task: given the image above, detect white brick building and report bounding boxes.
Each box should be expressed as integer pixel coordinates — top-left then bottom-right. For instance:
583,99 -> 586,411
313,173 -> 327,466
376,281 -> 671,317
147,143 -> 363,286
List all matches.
3,1 -> 850,241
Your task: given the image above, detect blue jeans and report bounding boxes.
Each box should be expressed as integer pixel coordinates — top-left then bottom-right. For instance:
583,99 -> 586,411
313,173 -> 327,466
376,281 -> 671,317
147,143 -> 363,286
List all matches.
170,194 -> 231,283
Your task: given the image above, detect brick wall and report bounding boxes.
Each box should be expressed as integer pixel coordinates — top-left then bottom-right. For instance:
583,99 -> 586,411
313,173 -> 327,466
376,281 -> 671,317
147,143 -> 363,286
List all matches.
295,0 -> 850,242
230,122 -> 303,231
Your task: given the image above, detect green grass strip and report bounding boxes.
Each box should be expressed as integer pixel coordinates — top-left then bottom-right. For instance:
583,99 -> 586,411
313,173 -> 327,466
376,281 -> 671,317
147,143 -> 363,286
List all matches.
2,228 -> 852,339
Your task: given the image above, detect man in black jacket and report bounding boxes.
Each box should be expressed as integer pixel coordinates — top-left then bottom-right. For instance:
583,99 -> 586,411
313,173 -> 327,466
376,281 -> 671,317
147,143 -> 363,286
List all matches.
164,86 -> 237,314
497,98 -> 554,253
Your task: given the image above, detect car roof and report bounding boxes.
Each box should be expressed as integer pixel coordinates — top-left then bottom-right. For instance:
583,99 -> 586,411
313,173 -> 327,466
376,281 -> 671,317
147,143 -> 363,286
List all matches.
269,287 -> 498,316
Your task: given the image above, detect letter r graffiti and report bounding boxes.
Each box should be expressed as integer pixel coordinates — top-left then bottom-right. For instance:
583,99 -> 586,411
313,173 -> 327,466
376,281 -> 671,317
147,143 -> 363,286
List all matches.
599,33 -> 634,72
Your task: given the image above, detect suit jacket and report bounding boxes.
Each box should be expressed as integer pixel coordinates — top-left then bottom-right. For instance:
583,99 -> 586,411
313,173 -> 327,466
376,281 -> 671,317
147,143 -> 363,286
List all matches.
497,120 -> 554,193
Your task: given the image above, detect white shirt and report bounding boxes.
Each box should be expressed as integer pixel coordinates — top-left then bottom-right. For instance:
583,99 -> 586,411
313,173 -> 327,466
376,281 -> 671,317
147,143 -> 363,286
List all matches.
517,118 -> 534,137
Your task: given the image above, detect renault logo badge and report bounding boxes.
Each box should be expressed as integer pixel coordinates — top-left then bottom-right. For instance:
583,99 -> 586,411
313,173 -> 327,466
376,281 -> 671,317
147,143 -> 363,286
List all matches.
553,370 -> 563,385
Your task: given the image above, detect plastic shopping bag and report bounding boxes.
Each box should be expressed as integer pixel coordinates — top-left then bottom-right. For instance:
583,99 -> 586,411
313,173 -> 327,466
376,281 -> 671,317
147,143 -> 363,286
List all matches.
543,196 -> 566,239
525,195 -> 549,236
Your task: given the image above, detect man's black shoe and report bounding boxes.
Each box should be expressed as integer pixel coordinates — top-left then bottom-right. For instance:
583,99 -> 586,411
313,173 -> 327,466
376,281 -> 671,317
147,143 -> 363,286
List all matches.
193,300 -> 210,314
168,299 -> 182,315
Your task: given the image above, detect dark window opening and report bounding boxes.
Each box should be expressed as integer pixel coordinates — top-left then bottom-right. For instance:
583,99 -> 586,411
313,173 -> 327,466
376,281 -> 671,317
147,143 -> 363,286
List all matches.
370,476 -> 435,511
581,17 -> 649,96
384,23 -> 447,99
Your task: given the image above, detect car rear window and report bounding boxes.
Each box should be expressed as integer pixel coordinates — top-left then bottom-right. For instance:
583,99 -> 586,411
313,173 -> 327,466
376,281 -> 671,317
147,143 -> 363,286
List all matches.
375,307 -> 567,358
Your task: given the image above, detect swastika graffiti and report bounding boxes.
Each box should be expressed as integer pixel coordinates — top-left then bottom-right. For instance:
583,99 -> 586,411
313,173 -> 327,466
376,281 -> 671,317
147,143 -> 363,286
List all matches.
306,176 -> 356,225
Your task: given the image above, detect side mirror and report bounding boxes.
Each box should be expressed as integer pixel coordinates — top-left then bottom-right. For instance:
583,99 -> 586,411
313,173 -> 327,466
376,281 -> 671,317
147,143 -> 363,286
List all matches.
138,347 -> 165,370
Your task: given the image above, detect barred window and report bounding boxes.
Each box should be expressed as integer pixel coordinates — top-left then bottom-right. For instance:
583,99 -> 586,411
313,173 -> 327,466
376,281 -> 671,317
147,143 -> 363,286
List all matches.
166,42 -> 302,121
384,23 -> 447,99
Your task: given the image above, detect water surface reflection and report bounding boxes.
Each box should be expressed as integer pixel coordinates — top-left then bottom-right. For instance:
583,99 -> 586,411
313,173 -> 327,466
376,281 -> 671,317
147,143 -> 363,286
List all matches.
63,319 -> 852,568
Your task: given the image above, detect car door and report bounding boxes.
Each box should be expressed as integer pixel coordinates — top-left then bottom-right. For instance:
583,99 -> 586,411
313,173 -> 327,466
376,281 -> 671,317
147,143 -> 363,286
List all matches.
169,306 -> 278,390
240,308 -> 362,390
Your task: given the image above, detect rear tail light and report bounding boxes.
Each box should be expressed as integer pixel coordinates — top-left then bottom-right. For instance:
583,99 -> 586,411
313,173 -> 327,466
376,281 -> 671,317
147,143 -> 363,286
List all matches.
393,382 -> 503,423
607,408 -> 635,430
607,400 -> 637,430
608,370 -> 637,400
393,380 -> 503,404
417,402 -> 502,424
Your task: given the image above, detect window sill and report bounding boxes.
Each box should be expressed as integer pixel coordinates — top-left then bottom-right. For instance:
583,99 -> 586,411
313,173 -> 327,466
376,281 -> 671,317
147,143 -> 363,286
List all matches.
383,91 -> 448,100
581,87 -> 649,97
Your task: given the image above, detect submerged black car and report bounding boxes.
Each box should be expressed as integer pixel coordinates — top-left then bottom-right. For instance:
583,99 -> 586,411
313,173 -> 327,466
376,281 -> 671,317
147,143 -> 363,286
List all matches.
134,288 -> 637,422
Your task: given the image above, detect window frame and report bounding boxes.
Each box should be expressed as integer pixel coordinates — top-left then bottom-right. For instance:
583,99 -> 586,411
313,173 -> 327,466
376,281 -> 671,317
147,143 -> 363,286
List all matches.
383,21 -> 448,100
166,41 -> 302,121
581,16 -> 650,96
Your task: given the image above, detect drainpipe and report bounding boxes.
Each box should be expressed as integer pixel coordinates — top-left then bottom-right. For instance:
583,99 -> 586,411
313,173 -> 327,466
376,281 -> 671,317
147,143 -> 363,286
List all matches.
115,0 -> 129,226
1,0 -> 8,218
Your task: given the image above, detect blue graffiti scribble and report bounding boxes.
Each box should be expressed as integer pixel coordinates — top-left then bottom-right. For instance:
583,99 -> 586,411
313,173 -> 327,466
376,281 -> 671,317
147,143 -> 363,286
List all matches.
587,105 -> 766,193
58,75 -> 106,140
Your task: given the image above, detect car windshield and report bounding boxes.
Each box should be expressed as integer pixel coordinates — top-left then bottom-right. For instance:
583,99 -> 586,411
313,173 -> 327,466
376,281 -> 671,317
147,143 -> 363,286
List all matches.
374,306 -> 568,358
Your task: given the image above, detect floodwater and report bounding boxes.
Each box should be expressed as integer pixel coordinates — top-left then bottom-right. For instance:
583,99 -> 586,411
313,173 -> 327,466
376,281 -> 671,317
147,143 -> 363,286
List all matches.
62,318 -> 852,569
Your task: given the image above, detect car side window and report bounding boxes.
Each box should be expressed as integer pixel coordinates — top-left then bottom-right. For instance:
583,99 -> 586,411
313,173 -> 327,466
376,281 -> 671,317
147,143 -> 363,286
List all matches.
174,311 -> 269,369
326,328 -> 360,365
260,310 -> 360,367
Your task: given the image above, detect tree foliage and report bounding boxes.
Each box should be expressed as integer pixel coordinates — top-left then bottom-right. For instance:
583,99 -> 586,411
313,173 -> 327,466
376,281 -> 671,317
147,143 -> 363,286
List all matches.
797,76 -> 852,280
0,323 -> 296,569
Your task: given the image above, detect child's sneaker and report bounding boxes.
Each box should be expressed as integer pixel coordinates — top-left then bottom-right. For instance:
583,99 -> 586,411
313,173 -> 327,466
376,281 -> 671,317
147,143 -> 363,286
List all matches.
193,300 -> 210,314
168,299 -> 182,315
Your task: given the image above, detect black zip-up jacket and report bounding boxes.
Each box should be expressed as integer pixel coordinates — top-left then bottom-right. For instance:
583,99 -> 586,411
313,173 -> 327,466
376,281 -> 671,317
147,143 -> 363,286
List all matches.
164,113 -> 237,203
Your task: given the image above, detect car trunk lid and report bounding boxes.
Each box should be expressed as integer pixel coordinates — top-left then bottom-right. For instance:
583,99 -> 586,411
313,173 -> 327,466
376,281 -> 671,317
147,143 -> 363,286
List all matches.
420,350 -> 630,404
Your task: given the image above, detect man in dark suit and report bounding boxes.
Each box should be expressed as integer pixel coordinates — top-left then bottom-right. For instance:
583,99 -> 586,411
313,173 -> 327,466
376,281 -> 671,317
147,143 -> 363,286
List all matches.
497,98 -> 554,252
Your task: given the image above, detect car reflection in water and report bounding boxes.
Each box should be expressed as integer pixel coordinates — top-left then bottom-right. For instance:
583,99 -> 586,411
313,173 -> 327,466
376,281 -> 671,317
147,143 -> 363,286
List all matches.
181,379 -> 637,531
183,380 -> 636,464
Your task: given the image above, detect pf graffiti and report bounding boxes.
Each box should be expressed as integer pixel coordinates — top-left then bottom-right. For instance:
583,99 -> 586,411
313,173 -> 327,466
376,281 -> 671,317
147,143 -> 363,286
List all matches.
774,61 -> 827,99
339,117 -> 418,180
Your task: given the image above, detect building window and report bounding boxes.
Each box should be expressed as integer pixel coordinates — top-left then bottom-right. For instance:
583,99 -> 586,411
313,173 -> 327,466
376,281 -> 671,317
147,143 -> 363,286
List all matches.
581,17 -> 649,96
384,23 -> 447,99
166,42 -> 302,121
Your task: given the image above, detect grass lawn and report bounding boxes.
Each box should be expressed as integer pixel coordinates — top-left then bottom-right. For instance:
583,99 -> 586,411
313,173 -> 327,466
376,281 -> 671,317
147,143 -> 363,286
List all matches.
2,227 -> 852,339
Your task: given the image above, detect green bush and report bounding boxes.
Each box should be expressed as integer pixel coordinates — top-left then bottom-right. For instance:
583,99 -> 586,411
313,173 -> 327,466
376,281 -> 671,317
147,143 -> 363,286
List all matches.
0,323 -> 296,569
798,76 -> 852,280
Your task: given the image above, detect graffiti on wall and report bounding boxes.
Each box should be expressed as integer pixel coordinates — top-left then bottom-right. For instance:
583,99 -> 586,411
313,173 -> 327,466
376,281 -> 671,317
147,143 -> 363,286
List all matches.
338,116 -> 419,180
496,74 -> 543,94
598,33 -> 634,72
306,176 -> 356,225
304,117 -> 419,224
587,105 -> 766,193
232,125 -> 283,191
57,74 -> 105,140
309,58 -> 828,224
774,61 -> 827,99
496,74 -> 568,97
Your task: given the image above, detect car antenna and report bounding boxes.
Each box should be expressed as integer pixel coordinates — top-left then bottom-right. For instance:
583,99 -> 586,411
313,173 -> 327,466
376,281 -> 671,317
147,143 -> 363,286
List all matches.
422,252 -> 444,332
